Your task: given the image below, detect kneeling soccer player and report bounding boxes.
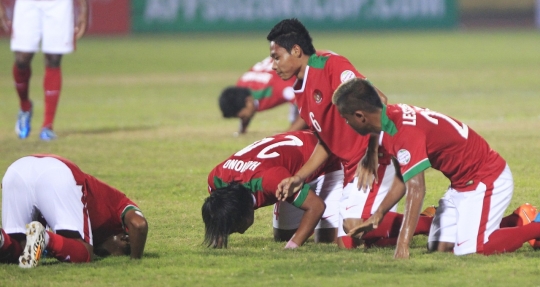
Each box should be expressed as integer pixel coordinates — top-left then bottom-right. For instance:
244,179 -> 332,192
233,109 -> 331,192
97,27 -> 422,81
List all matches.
0,154 -> 148,268
202,130 -> 343,248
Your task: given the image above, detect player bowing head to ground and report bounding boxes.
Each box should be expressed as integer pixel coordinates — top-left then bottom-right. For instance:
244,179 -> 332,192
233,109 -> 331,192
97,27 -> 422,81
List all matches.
333,78 -> 540,258
203,130 -> 344,248
0,155 -> 148,268
218,56 -> 306,134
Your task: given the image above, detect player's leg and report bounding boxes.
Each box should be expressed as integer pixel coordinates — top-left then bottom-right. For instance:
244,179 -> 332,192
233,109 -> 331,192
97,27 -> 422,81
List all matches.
1,157 -> 40,263
339,161 -> 398,248
273,201 -> 302,242
312,170 -> 342,243
40,0 -> 74,140
31,158 -> 92,264
10,0 -> 41,138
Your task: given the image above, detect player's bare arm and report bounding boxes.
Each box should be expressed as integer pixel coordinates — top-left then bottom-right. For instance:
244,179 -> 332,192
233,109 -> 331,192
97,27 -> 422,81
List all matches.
286,117 -> 308,132
286,190 -> 325,248
123,209 -> 149,259
394,171 -> 426,259
356,134 -> 380,191
348,158 -> 406,238
276,142 -> 330,200
75,0 -> 89,39
0,3 -> 10,33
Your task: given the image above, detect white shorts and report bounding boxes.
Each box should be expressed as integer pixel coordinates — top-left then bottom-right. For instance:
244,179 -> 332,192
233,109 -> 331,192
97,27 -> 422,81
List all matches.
338,161 -> 397,237
428,165 -> 513,255
11,0 -> 74,54
273,169 -> 343,230
1,156 -> 92,244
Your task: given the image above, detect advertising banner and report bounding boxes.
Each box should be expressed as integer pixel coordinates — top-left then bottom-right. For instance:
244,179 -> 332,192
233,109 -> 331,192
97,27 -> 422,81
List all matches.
132,0 -> 458,32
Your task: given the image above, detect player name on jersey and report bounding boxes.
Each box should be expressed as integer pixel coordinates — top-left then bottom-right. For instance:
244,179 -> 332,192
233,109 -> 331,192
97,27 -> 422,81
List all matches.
222,159 -> 261,173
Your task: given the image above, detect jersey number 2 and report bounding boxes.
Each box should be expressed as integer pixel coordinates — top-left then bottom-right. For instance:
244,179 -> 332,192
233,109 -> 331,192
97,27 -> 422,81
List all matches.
234,135 -> 304,158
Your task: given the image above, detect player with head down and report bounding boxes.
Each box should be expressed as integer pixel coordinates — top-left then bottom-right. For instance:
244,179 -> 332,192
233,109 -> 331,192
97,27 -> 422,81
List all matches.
202,130 -> 343,248
0,154 -> 148,267
218,56 -> 307,135
267,18 -> 434,248
333,78 -> 540,258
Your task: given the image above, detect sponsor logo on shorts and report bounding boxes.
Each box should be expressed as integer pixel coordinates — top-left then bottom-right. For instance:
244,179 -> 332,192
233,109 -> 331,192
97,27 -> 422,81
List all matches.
397,149 -> 411,166
457,239 -> 469,247
345,205 -> 357,210
340,70 -> 355,83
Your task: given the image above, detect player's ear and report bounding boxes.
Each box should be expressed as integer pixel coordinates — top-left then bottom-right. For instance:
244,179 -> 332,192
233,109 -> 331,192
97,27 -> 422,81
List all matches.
291,45 -> 302,57
354,110 -> 365,122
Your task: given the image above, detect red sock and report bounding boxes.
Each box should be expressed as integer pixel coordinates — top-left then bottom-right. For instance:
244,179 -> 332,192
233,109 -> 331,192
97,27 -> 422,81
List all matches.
46,231 -> 91,263
362,212 -> 433,240
339,236 -> 359,249
13,64 -> 32,111
43,67 -> 62,129
0,229 -> 23,263
482,223 -> 540,255
499,214 -> 520,228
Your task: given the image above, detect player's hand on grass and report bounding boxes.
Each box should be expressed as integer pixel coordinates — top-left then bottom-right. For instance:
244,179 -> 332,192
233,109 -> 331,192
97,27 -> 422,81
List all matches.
346,212 -> 383,239
356,151 -> 378,191
276,175 -> 303,201
394,243 -> 410,259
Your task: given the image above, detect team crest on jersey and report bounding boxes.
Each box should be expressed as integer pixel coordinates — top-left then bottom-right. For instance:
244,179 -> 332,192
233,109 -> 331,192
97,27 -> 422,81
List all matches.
397,149 -> 411,166
340,70 -> 356,83
313,89 -> 323,104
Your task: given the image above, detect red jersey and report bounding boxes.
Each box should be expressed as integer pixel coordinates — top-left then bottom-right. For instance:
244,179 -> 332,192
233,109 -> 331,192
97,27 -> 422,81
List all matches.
33,154 -> 140,246
380,104 -> 507,191
236,57 -> 296,111
293,52 -> 370,183
207,131 -> 341,209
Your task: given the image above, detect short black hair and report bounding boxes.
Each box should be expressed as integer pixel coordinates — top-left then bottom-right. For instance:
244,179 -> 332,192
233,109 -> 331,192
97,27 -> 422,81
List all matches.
202,182 -> 253,248
267,18 -> 316,55
332,78 -> 382,115
218,87 -> 251,118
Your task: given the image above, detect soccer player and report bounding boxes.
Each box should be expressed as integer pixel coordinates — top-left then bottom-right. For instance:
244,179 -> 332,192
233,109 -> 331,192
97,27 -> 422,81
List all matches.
333,77 -> 540,258
0,0 -> 88,140
0,154 -> 148,267
203,130 -> 343,248
267,18 -> 434,248
219,56 -> 306,134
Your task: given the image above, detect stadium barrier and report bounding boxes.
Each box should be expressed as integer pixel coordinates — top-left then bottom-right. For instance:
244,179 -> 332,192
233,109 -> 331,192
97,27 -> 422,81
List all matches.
131,0 -> 458,32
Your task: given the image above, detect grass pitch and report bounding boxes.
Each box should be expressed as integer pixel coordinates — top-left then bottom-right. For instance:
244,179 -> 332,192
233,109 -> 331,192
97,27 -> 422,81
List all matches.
0,30 -> 540,286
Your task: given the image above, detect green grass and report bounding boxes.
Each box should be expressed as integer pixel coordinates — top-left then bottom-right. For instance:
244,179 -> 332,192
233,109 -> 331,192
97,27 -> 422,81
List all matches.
1,30 -> 540,286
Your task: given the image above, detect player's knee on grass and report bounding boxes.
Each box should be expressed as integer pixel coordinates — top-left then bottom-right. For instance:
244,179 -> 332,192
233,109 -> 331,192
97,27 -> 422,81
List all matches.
427,241 -> 454,252
315,228 -> 337,243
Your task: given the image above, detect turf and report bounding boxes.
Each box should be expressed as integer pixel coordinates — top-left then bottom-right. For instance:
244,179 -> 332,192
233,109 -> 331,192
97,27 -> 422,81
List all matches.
0,30 -> 540,286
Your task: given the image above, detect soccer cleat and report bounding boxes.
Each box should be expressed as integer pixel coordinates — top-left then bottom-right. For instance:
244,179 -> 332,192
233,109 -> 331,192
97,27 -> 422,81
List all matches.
39,127 -> 57,141
19,221 -> 46,268
15,109 -> 32,139
420,205 -> 437,217
513,203 -> 538,247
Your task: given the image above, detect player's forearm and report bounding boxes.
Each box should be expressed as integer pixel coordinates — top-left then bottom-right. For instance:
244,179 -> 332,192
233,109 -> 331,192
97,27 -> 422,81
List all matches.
286,117 -> 307,132
295,143 -> 329,181
125,212 -> 148,259
291,192 -> 325,246
395,175 -> 426,257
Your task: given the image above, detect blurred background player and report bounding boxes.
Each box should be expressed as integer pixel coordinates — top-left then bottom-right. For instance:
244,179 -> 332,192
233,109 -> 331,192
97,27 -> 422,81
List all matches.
203,130 -> 343,248
218,56 -> 307,134
334,78 -> 540,258
0,0 -> 88,140
0,154 -> 148,267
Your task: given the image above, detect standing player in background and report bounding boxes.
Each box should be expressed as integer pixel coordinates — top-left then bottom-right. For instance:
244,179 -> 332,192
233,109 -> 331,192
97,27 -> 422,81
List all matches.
204,130 -> 343,248
0,154 -> 148,267
0,0 -> 88,140
218,56 -> 307,135
334,78 -> 540,258
268,18 -> 434,249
